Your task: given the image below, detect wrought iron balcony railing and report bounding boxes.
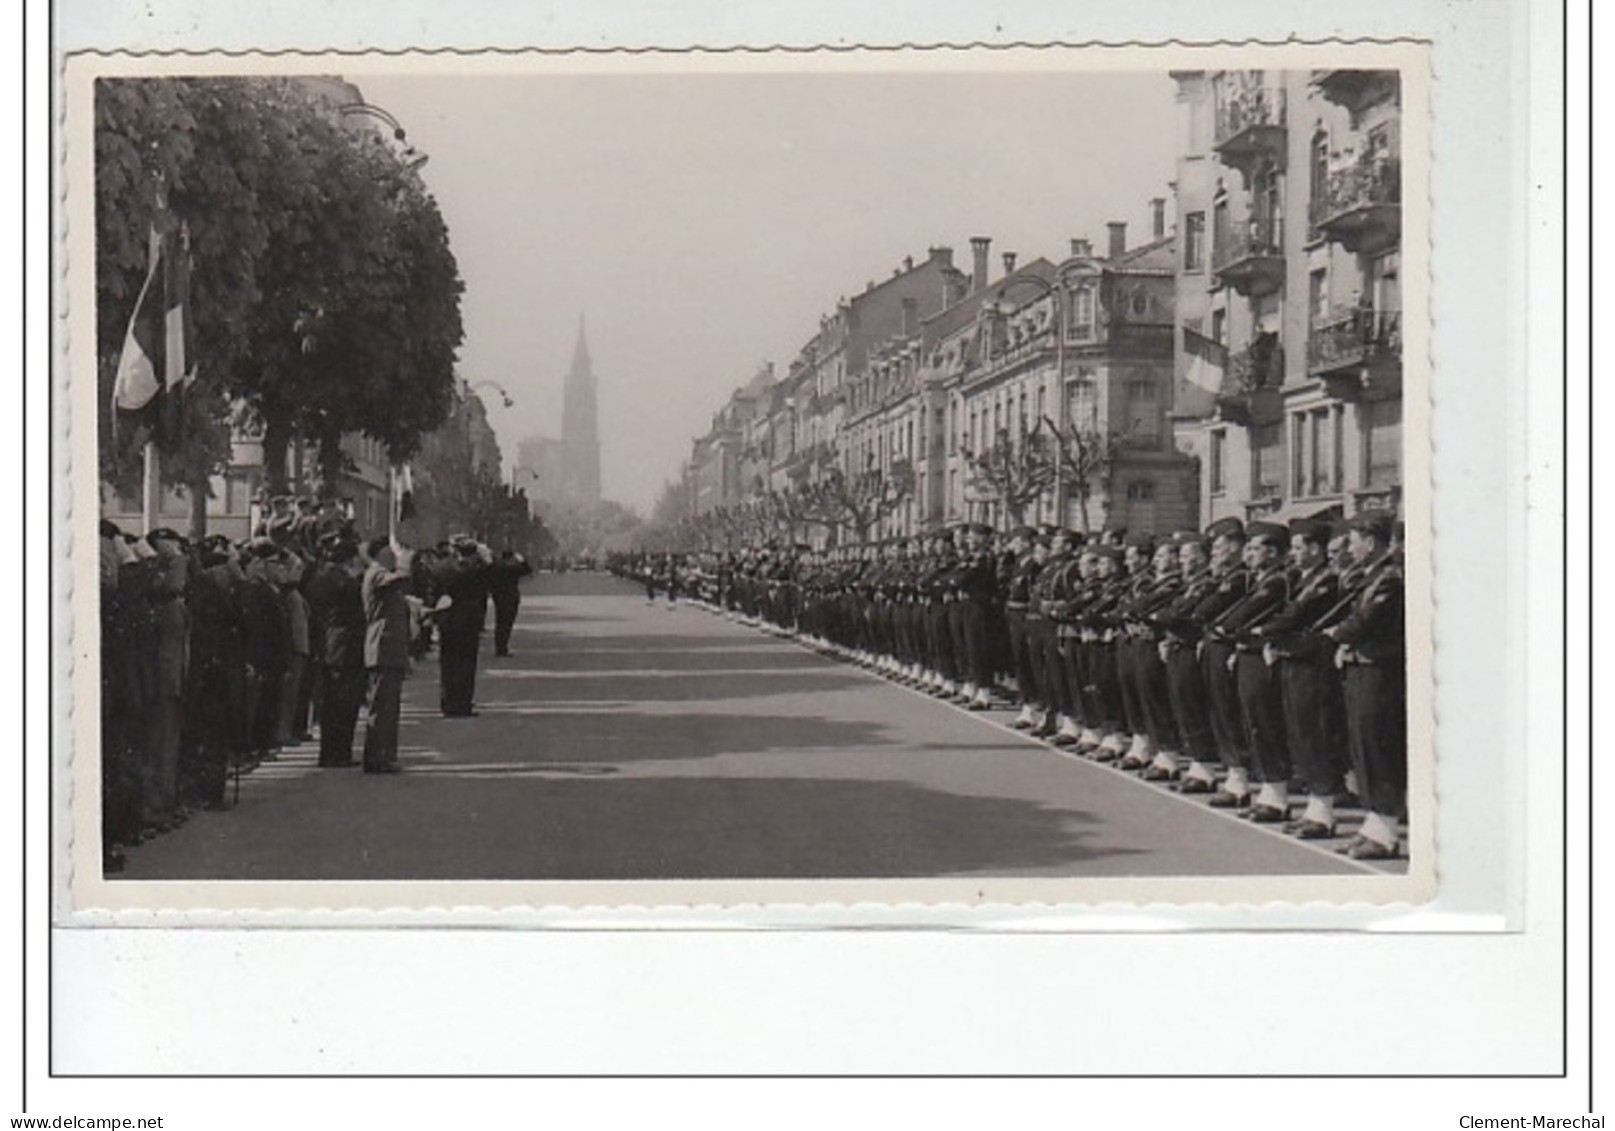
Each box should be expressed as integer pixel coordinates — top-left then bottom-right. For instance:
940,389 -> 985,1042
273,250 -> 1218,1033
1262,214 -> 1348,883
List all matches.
1212,214 -> 1286,297
1309,155 -> 1401,253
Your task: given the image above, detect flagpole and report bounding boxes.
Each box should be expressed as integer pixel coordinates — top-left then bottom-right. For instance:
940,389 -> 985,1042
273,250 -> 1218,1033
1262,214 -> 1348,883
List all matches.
388,464 -> 399,546
142,443 -> 160,534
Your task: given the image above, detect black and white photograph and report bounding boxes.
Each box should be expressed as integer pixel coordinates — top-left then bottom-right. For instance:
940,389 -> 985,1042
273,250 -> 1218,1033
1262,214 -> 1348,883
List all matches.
63,46 -> 1435,909
32,0 -> 1587,1112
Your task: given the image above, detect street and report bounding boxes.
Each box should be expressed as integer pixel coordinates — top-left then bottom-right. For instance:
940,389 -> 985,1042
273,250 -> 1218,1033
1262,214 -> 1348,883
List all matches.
119,572 -> 1384,881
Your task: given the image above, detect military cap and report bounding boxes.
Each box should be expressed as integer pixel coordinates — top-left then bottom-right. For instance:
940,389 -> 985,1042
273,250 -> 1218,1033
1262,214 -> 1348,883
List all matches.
1289,518 -> 1332,546
1122,530 -> 1155,551
198,534 -> 235,567
1205,517 -> 1246,542
146,526 -> 184,544
1169,529 -> 1208,549
1246,521 -> 1289,548
963,521 -> 991,536
99,518 -> 124,539
246,537 -> 282,559
1008,525 -> 1036,542
1347,510 -> 1395,541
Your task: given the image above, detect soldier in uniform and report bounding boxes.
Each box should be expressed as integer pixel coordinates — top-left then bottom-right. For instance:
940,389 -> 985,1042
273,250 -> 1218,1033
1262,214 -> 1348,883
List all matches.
1029,527 -> 1075,739
1128,539 -> 1189,780
953,523 -> 999,710
488,550 -> 534,657
1254,518 -> 1346,837
434,537 -> 492,717
1002,527 -> 1042,729
920,532 -> 957,696
1152,531 -> 1222,792
1079,544 -> 1132,761
305,532 -> 367,768
1323,510 -> 1406,859
181,534 -> 246,808
1196,518 -> 1253,802
1214,521 -> 1293,821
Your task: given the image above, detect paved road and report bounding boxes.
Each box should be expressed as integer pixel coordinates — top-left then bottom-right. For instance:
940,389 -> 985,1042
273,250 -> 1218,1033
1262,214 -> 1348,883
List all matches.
120,572 -> 1383,881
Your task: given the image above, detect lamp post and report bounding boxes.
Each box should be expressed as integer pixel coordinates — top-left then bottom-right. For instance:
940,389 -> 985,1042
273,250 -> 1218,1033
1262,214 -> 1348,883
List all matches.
338,101 -> 429,171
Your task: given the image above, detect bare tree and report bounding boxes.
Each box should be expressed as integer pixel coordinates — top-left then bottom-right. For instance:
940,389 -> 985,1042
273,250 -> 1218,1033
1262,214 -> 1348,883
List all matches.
1041,415 -> 1132,535
962,424 -> 1056,526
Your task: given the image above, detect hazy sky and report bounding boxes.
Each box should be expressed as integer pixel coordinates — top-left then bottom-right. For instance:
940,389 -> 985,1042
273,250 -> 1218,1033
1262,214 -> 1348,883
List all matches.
359,69 -> 1178,513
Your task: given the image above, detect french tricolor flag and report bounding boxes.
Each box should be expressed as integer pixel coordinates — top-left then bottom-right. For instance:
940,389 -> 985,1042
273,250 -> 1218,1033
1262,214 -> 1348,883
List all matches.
111,217 -> 193,449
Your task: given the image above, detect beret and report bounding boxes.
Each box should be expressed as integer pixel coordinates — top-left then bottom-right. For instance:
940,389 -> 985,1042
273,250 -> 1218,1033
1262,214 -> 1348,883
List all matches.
1246,521 -> 1289,546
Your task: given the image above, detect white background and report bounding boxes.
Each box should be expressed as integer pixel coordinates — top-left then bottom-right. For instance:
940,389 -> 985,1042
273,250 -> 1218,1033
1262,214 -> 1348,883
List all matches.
17,0 -> 1594,1126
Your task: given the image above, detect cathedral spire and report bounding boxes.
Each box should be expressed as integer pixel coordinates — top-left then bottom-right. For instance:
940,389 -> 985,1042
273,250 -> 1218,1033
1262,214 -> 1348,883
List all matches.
560,312 -> 601,507
568,313 -> 591,380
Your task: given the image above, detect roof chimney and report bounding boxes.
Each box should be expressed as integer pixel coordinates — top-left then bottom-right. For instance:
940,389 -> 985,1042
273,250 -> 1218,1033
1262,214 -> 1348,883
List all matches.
1151,197 -> 1167,240
1071,237 -> 1093,258
1002,251 -> 1018,276
928,245 -> 954,269
970,236 -> 991,294
1107,221 -> 1127,259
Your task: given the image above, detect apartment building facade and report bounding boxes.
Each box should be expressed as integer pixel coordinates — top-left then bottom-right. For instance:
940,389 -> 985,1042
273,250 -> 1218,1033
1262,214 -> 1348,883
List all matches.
1171,68 -> 1404,525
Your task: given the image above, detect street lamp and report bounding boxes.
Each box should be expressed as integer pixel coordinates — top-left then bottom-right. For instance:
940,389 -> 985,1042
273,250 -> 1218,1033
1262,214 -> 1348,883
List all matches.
468,379 -> 515,409
338,101 -> 429,171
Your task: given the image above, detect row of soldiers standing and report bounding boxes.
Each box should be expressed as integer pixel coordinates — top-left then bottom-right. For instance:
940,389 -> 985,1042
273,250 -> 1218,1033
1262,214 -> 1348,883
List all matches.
677,510 -> 1406,861
98,513 -> 532,873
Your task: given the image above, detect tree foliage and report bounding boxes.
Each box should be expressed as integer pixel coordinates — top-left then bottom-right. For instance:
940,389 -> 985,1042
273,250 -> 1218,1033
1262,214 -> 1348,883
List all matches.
95,77 -> 464,495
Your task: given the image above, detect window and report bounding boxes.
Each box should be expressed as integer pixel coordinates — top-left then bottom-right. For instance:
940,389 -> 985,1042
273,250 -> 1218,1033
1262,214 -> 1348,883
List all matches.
1071,285 -> 1096,336
1291,412 -> 1308,497
1126,480 -> 1156,501
1184,211 -> 1206,271
1209,429 -> 1227,494
1067,375 -> 1098,432
1251,422 -> 1283,497
1310,131 -> 1330,232
1362,399 -> 1402,488
1213,196 -> 1231,264
1210,308 -> 1227,345
1309,268 -> 1329,324
1331,404 -> 1346,493
1126,379 -> 1160,444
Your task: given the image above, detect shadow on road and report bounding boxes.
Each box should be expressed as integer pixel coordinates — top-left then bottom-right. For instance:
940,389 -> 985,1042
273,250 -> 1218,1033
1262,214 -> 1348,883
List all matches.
408,708 -> 904,763
480,668 -> 870,702
135,772 -> 1137,881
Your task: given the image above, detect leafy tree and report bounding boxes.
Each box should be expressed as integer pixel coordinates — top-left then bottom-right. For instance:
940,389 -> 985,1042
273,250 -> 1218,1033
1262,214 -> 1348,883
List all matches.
95,76 -> 465,508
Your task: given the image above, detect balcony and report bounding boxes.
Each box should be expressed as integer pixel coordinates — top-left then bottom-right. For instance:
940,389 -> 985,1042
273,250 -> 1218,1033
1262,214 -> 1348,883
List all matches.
1312,69 -> 1400,114
1213,79 -> 1287,178
1216,333 -> 1285,428
1212,214 -> 1286,297
1308,307 -> 1402,402
1310,155 -> 1401,255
